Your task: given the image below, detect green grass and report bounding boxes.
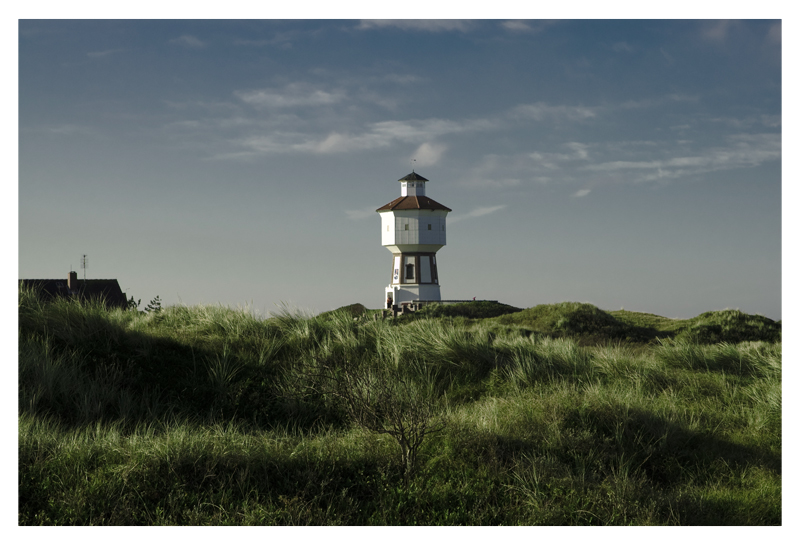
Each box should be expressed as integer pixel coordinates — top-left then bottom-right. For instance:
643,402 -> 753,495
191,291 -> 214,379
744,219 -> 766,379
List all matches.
18,287 -> 781,525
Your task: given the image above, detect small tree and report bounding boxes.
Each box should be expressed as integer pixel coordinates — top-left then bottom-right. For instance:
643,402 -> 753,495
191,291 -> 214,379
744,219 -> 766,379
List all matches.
310,356 -> 446,487
126,296 -> 141,311
144,295 -> 162,313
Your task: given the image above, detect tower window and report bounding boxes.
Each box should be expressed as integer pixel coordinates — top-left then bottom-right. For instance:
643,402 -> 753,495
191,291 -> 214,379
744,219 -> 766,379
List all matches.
428,224 -> 431,230
405,224 -> 409,230
405,263 -> 414,280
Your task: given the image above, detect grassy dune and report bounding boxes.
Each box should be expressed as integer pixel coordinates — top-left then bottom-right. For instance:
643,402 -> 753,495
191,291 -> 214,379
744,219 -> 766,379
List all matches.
18,288 -> 781,525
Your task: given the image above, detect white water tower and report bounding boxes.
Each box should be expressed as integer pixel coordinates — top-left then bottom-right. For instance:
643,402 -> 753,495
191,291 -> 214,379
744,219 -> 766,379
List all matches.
376,172 -> 451,307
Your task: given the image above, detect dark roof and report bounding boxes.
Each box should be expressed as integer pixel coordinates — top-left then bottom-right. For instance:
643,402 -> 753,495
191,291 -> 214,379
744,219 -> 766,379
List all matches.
20,278 -> 128,309
399,172 -> 429,182
376,195 -> 452,212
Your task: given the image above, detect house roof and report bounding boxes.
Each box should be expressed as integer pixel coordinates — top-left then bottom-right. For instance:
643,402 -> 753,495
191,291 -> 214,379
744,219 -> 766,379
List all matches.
376,195 -> 452,212
20,278 -> 128,309
399,172 -> 429,182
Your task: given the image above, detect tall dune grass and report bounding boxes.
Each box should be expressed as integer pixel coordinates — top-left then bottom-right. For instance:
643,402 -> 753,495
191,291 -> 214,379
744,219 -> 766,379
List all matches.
18,288 -> 781,525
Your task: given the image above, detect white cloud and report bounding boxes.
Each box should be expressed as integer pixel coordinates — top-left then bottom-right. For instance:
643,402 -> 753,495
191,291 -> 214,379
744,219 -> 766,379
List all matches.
611,42 -> 634,53
411,143 -> 447,167
700,20 -> 735,43
766,22 -> 781,45
512,102 -> 598,121
760,115 -> 781,128
234,34 -> 292,49
584,133 -> 780,181
383,73 -> 423,85
171,92 -> 609,160
528,142 -> 592,169
87,48 -> 126,58
565,142 -> 590,160
448,205 -> 506,224
45,124 -> 96,136
357,20 -> 473,33
306,132 -> 378,153
461,178 -> 522,189
501,21 -> 532,33
281,119 -> 473,155
241,104 -> 594,156
169,35 -> 205,48
573,189 -> 591,198
621,94 -> 698,110
500,20 -> 557,34
235,85 -> 345,108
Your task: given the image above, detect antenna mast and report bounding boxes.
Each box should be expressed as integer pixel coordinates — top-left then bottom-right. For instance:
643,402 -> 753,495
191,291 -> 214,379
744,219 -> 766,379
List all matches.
81,254 -> 87,281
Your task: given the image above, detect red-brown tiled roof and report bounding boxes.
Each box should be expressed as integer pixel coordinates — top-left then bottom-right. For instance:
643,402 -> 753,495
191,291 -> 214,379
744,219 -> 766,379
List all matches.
376,195 -> 452,212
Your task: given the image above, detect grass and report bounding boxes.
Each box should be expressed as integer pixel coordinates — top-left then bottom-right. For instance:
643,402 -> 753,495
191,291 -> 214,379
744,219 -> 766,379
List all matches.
18,287 -> 781,525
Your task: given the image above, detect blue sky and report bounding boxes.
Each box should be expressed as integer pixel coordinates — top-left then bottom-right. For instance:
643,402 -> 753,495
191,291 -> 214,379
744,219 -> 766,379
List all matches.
17,18 -> 784,319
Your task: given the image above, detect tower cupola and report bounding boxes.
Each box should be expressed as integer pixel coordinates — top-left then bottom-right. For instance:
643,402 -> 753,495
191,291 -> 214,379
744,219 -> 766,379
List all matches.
399,171 -> 428,197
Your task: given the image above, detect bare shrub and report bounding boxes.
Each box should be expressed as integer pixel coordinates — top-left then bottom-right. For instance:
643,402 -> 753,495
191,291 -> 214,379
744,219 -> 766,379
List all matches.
308,355 -> 446,486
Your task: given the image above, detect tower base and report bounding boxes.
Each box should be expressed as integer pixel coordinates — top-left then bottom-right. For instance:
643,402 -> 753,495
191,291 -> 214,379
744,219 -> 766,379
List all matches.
385,284 -> 441,308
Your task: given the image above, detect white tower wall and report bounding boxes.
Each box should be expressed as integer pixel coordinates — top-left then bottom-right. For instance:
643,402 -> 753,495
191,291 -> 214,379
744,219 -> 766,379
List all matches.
400,181 -> 426,197
386,284 -> 442,305
380,210 -> 447,248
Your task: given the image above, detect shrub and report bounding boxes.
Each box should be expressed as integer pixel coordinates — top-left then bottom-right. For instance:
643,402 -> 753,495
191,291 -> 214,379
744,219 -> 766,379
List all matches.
674,310 -> 781,344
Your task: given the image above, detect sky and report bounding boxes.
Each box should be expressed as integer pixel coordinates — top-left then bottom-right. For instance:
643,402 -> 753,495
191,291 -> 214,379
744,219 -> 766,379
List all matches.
16,17 -> 784,320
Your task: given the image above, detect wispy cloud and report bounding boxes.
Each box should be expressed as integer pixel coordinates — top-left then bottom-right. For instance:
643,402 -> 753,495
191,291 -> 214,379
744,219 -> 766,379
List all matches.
345,207 -> 377,220
448,205 -> 506,224
500,20 -> 557,34
512,102 -> 598,121
611,42 -> 634,53
357,20 -> 474,33
234,33 -> 294,49
87,48 -> 127,58
659,47 -> 675,65
411,142 -> 447,167
229,118 -> 481,156
585,133 -> 780,182
528,142 -> 592,169
168,72 -> 777,199
620,94 -> 698,110
44,124 -> 96,136
169,35 -> 205,48
766,22 -> 781,45
700,20 -> 735,43
383,73 -> 423,85
235,85 -> 345,108
501,21 -> 532,33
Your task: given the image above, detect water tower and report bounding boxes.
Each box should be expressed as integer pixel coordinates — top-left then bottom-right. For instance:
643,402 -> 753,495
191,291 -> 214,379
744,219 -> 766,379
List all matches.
376,172 -> 451,308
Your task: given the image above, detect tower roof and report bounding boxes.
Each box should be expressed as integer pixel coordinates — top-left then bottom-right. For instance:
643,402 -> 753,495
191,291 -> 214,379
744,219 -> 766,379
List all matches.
399,172 -> 429,182
376,195 -> 451,212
